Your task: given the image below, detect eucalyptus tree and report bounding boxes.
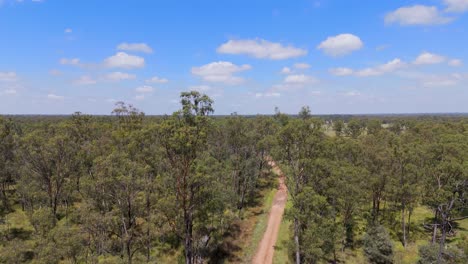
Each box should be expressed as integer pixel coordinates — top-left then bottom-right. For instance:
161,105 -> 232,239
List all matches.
157,91 -> 215,264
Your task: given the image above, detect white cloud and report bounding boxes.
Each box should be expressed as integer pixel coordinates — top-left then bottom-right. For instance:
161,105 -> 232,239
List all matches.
332,59 -> 407,78
189,85 -> 211,92
284,74 -> 317,84
191,61 -> 251,85
64,28 -> 72,33
73,75 -> 97,85
281,67 -> 292,74
60,58 -> 80,66
294,63 -> 310,69
329,67 -> 354,76
103,72 -> 136,82
135,85 -> 154,93
0,71 -> 17,82
255,92 -> 281,98
355,58 -> 407,77
422,73 -> 464,87
104,52 -> 145,69
414,52 -> 446,65
217,39 -> 307,60
47,94 -> 64,100
317,33 -> 363,57
385,5 -> 453,26
448,59 -> 463,67
444,0 -> 468,13
117,42 -> 153,54
146,76 -> 169,84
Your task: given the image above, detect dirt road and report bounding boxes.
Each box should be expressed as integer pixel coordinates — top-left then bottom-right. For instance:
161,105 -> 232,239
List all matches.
252,160 -> 288,264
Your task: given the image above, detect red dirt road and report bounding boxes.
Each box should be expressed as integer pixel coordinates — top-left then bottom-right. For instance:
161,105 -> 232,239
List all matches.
252,160 -> 288,264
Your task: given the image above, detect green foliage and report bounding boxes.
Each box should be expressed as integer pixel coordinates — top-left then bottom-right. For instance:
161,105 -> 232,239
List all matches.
363,225 -> 394,264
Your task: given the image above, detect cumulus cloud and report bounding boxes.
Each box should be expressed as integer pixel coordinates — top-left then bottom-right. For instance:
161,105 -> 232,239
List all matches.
355,58 -> 407,77
448,59 -> 463,67
331,59 -> 406,77
146,76 -> 169,84
281,67 -> 292,74
104,52 -> 145,69
135,85 -> 154,93
284,74 -> 317,84
0,71 -> 17,82
103,72 -> 136,82
294,63 -> 310,69
217,39 -> 307,60
317,34 -> 363,56
385,5 -> 453,26
444,0 -> 468,13
47,94 -> 64,100
413,52 -> 446,65
117,43 -> 153,54
191,61 -> 251,85
73,75 -> 97,85
329,67 -> 354,76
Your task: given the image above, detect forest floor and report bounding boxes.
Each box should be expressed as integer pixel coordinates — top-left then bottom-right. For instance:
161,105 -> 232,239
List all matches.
252,160 -> 288,264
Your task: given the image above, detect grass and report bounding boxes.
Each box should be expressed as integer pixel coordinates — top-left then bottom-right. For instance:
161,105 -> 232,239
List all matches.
273,198 -> 292,264
240,187 -> 277,263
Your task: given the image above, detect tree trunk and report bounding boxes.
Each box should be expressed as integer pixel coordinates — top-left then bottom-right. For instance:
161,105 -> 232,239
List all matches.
184,210 -> 193,264
294,217 -> 301,264
402,203 -> 407,247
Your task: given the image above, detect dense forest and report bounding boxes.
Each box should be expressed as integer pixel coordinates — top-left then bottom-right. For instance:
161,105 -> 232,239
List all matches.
0,91 -> 467,264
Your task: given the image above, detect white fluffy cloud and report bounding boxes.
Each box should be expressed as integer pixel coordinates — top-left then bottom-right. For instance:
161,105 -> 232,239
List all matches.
73,75 -> 97,85
422,73 -> 464,87
355,59 -> 406,77
191,61 -> 251,84
329,67 -> 354,76
444,0 -> 468,12
146,76 -> 169,84
64,28 -> 72,33
413,52 -> 446,65
284,74 -> 317,84
331,59 -> 406,77
103,72 -> 136,82
281,67 -> 292,74
117,43 -> 153,54
104,52 -> 145,69
0,71 -> 17,82
317,34 -> 363,56
385,5 -> 453,26
135,85 -> 154,93
47,94 -> 64,100
294,63 -> 310,69
217,39 -> 307,60
448,59 -> 463,67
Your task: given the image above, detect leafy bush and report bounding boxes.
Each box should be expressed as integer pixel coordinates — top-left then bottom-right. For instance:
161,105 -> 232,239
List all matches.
363,225 -> 394,264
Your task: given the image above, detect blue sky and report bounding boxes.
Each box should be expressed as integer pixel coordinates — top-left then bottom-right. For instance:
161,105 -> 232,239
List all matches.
1,0 -> 467,115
